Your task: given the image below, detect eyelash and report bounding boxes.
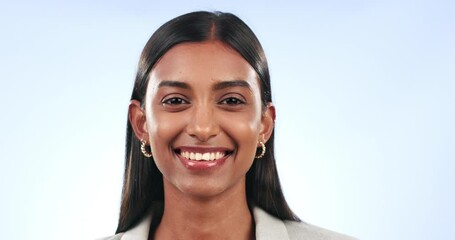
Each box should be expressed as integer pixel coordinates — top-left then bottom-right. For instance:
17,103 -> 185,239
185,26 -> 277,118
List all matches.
160,95 -> 246,112
161,97 -> 189,105
219,97 -> 245,105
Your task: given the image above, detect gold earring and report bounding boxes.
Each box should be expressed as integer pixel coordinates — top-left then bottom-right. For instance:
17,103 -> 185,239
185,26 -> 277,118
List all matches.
141,139 -> 152,158
255,141 -> 266,159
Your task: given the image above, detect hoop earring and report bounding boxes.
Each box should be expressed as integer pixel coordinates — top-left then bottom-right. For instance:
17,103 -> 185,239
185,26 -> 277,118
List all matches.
141,139 -> 152,158
255,141 -> 266,159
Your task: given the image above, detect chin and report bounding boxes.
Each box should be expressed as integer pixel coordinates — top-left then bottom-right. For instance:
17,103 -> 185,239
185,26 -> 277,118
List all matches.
178,180 -> 229,198
166,175 -> 246,201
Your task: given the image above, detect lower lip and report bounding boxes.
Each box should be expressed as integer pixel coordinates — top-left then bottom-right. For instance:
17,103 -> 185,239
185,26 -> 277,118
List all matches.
176,153 -> 229,171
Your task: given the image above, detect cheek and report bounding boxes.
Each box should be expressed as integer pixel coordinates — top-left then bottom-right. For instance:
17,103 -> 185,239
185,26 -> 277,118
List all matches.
218,111 -> 261,146
147,111 -> 186,148
146,112 -> 186,177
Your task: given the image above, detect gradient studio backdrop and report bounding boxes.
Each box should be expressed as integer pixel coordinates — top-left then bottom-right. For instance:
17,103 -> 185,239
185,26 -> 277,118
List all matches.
0,0 -> 454,239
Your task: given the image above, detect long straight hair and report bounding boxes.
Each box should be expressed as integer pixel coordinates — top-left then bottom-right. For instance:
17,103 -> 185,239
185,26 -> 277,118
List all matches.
116,11 -> 299,234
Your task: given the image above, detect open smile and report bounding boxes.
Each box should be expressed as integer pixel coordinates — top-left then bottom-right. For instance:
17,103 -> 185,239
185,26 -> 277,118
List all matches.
173,147 -> 234,170
174,147 -> 234,161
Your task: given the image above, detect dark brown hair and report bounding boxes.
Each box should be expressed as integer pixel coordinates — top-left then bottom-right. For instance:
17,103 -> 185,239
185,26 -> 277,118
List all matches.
116,11 -> 299,233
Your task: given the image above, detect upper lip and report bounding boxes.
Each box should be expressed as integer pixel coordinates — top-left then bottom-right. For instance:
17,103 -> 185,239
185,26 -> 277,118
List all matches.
174,146 -> 234,154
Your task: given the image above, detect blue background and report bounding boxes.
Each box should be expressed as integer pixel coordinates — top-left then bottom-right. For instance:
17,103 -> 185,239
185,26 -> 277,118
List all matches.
1,0 -> 454,239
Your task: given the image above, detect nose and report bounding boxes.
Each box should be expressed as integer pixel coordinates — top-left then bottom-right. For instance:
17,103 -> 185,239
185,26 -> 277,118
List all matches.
186,103 -> 219,142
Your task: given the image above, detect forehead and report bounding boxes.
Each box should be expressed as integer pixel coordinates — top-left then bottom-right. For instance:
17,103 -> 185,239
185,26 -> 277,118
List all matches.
149,41 -> 259,86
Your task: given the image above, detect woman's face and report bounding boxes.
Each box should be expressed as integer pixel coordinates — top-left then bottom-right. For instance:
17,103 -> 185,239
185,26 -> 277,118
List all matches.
130,41 -> 274,199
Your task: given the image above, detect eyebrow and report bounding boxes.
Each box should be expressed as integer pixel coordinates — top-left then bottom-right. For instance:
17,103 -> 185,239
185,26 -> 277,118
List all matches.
158,80 -> 191,89
157,80 -> 252,91
212,80 -> 251,91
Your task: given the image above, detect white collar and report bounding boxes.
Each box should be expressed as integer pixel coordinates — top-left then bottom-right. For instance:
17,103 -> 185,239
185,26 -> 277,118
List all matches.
253,207 -> 290,240
120,210 -> 153,240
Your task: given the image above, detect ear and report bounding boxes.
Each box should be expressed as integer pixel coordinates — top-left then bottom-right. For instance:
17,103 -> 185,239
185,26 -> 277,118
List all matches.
259,103 -> 276,144
128,100 -> 149,142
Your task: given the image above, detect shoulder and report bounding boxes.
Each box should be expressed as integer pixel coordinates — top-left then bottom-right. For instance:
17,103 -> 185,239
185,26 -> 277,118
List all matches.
95,202 -> 162,240
253,206 -> 356,240
283,220 -> 356,240
95,233 -> 124,240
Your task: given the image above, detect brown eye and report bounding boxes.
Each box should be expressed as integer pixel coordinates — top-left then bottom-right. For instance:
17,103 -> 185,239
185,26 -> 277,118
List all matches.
162,97 -> 188,105
161,96 -> 191,112
220,97 -> 245,105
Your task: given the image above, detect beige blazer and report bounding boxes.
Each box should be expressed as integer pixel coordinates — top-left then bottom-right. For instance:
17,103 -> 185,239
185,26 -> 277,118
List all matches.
98,207 -> 355,240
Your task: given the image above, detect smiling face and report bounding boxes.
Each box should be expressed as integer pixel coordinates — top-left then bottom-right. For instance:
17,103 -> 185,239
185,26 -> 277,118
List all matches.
129,40 -> 275,199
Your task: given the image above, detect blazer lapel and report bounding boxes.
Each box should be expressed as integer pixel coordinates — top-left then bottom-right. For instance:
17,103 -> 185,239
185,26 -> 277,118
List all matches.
121,213 -> 152,240
254,207 -> 290,240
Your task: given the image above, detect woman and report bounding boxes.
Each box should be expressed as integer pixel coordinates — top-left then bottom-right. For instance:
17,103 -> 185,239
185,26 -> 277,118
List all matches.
100,11 -> 354,240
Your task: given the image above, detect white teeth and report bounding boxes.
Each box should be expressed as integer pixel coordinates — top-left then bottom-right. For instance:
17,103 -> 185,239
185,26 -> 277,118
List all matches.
180,151 -> 226,161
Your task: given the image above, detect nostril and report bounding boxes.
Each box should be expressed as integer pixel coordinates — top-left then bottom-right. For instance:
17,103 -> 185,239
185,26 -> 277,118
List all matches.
185,109 -> 220,141
186,126 -> 220,142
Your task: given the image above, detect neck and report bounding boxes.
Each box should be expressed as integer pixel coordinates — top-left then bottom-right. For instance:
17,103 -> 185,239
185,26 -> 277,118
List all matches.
153,179 -> 254,240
